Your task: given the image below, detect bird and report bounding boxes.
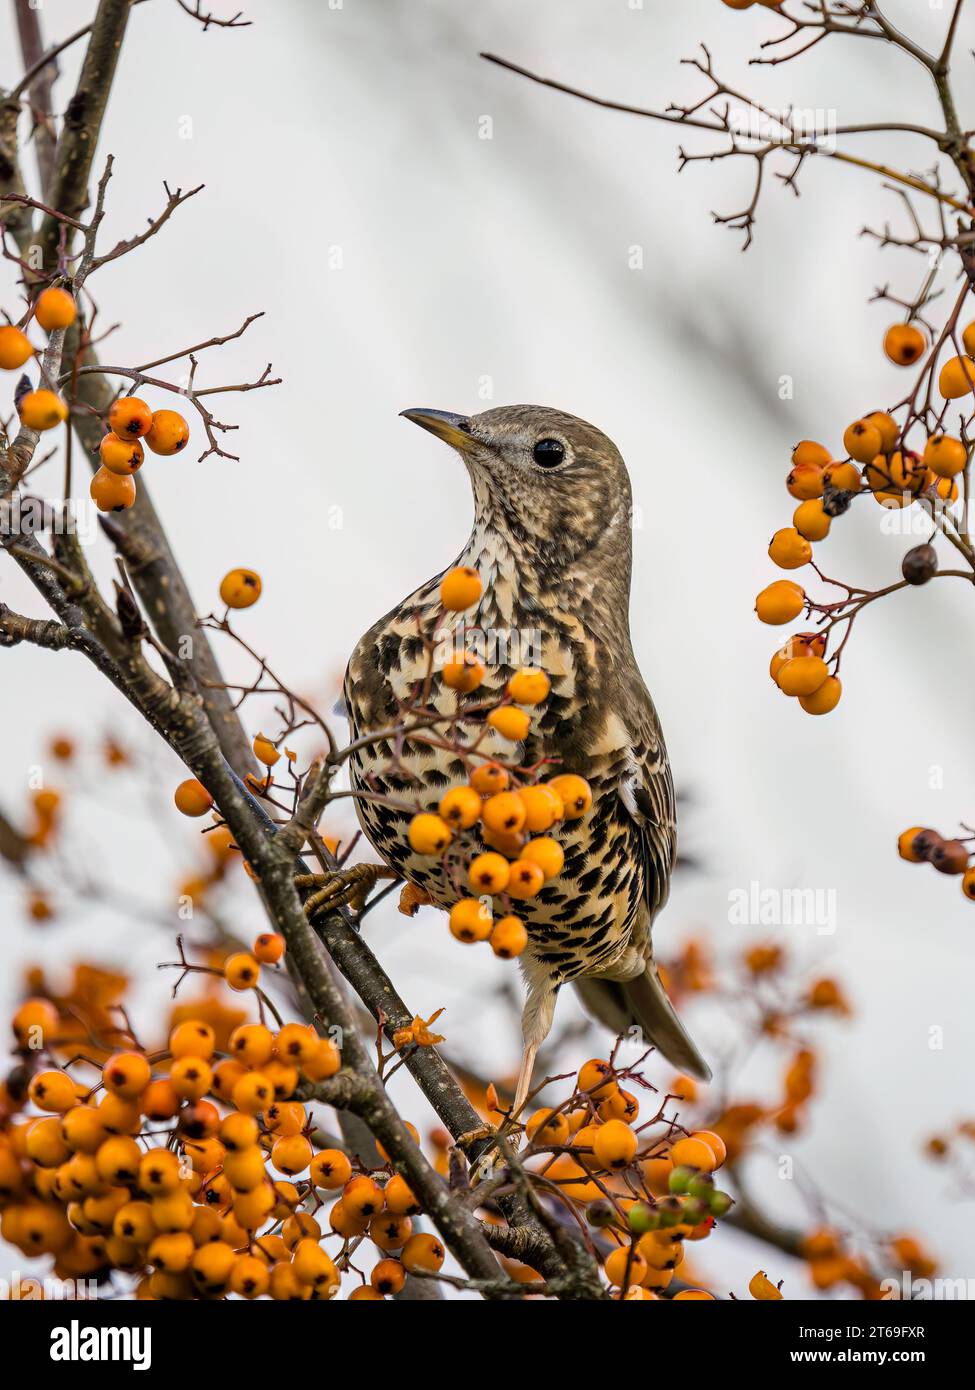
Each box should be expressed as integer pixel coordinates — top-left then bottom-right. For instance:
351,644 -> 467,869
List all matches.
336,404 -> 710,1115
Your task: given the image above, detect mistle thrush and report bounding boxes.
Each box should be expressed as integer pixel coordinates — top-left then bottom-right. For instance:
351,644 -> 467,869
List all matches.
344,405 -> 710,1110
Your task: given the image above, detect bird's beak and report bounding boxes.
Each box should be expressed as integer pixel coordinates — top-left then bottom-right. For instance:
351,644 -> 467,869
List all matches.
400,408 -> 473,451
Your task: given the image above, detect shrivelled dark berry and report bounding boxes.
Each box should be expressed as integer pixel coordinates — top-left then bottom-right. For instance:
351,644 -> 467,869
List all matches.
822,485 -> 853,517
902,543 -> 938,585
930,838 -> 970,875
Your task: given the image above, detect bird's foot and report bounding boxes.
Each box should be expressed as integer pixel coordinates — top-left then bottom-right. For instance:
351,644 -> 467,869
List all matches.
456,1119 -> 522,1173
296,863 -> 398,919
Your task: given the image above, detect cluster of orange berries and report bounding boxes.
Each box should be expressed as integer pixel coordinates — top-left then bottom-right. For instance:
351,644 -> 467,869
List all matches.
0,965 -> 447,1299
403,565 -> 594,961
517,1056 -> 731,1299
757,318 -> 975,713
89,394 -> 189,514
898,824 -> 975,902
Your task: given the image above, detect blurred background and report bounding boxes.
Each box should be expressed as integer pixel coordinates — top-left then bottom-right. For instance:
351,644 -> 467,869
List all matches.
2,0 -> 974,1295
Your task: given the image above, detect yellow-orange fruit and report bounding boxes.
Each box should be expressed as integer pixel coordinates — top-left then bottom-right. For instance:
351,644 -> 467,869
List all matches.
547,774 -> 592,818
520,836 -> 564,879
507,668 -> 550,704
108,396 -> 153,438
400,1232 -> 445,1274
438,785 -> 482,829
309,1149 -> 352,1190
482,791 -> 527,835
793,499 -> 830,542
939,355 -> 975,399
20,389 -> 68,431
798,675 -> 842,715
865,411 -> 899,452
791,440 -> 831,469
470,763 -> 509,795
593,1119 -> 638,1171
923,433 -> 967,479
824,460 -> 862,493
439,566 -> 482,610
174,778 -> 213,817
449,897 -> 493,942
219,568 -> 261,608
785,462 -> 823,501
103,1051 -> 151,1099
883,323 -> 926,366
89,466 -> 136,512
518,784 -> 564,831
768,527 -> 812,570
442,654 -> 484,692
669,1137 -> 717,1172
775,656 -> 829,698
506,859 -> 546,900
99,431 -> 144,475
489,914 -> 527,958
756,580 -> 805,626
0,324 -> 34,369
35,287 -> 77,332
487,706 -> 531,741
408,812 -> 452,855
223,952 -> 260,991
145,408 -> 189,454
526,1108 -> 570,1146
843,419 -> 882,464
467,851 -> 510,894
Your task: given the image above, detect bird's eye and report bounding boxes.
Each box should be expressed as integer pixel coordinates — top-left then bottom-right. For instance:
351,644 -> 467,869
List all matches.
532,438 -> 565,468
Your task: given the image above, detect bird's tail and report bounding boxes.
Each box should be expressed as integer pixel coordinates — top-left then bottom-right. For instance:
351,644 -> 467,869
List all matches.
574,965 -> 711,1082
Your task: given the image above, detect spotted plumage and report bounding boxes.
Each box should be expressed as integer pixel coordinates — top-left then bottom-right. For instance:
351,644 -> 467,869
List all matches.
345,405 -> 709,1102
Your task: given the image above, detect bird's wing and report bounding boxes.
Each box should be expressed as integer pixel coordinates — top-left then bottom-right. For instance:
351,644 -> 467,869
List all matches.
618,721 -> 677,923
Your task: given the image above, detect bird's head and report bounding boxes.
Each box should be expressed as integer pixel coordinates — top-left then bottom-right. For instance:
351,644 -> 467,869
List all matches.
400,404 -> 633,563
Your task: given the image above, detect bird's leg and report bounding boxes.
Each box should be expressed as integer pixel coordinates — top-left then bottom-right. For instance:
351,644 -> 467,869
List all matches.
296,864 -> 399,918
511,1041 -> 540,1121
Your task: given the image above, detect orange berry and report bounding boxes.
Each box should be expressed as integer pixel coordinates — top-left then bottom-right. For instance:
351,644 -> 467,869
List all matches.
593,1119 -> 638,1171
401,1232 -> 445,1274
755,580 -> 805,625
526,1108 -> 570,1145
785,462 -> 824,501
673,1288 -> 716,1299
34,287 -> 76,331
408,812 -> 452,855
768,526 -> 812,570
865,411 -> 899,452
439,785 -> 482,829
384,1174 -> 420,1215
271,1135 -> 312,1177
170,1019 -> 216,1060
441,653 -> 485,692
449,897 -> 493,943
669,1137 -> 717,1172
883,323 -> 926,366
489,914 -> 528,958
0,324 -> 34,369
507,668 -> 551,704
371,1258 -> 406,1295
230,1253 -> 270,1298
302,1038 -> 341,1081
520,836 -> 564,879
370,1213 -> 413,1252
604,1244 -> 647,1288
775,655 -> 829,698
749,1269 -> 783,1300
517,784 -> 564,832
506,859 -> 545,899
103,1051 -> 151,1100
253,932 -> 286,964
823,460 -> 863,492
690,1130 -> 727,1166
142,1078 -> 180,1122
469,763 -> 509,795
170,1055 -> 213,1101
467,852 -> 510,894
577,1059 -> 617,1100
219,568 -> 262,608
482,791 -> 527,835
487,706 -> 531,741
309,1149 -> 352,1190
791,440 -> 831,469
28,1069 -> 80,1113
20,389 -> 68,431
798,675 -> 842,716
252,733 -> 280,767
12,997 -> 59,1049
145,408 -> 189,454
265,1100 -> 306,1137
843,419 -> 882,463
173,778 -> 213,817
547,774 -> 592,819
99,431 -> 143,475
961,867 -> 975,901
939,355 -> 975,399
792,498 -> 830,542
275,1023 -> 318,1066
343,1175 -> 385,1220
897,827 -> 931,864
108,396 -> 153,438
227,1023 -> 273,1068
90,464 -> 137,512
923,433 -> 967,479
223,952 -> 260,991
139,1148 -> 183,1195
95,1135 -> 142,1185
440,566 -> 482,610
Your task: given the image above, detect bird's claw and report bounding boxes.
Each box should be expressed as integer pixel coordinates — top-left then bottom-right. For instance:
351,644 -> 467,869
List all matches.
296,863 -> 397,919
